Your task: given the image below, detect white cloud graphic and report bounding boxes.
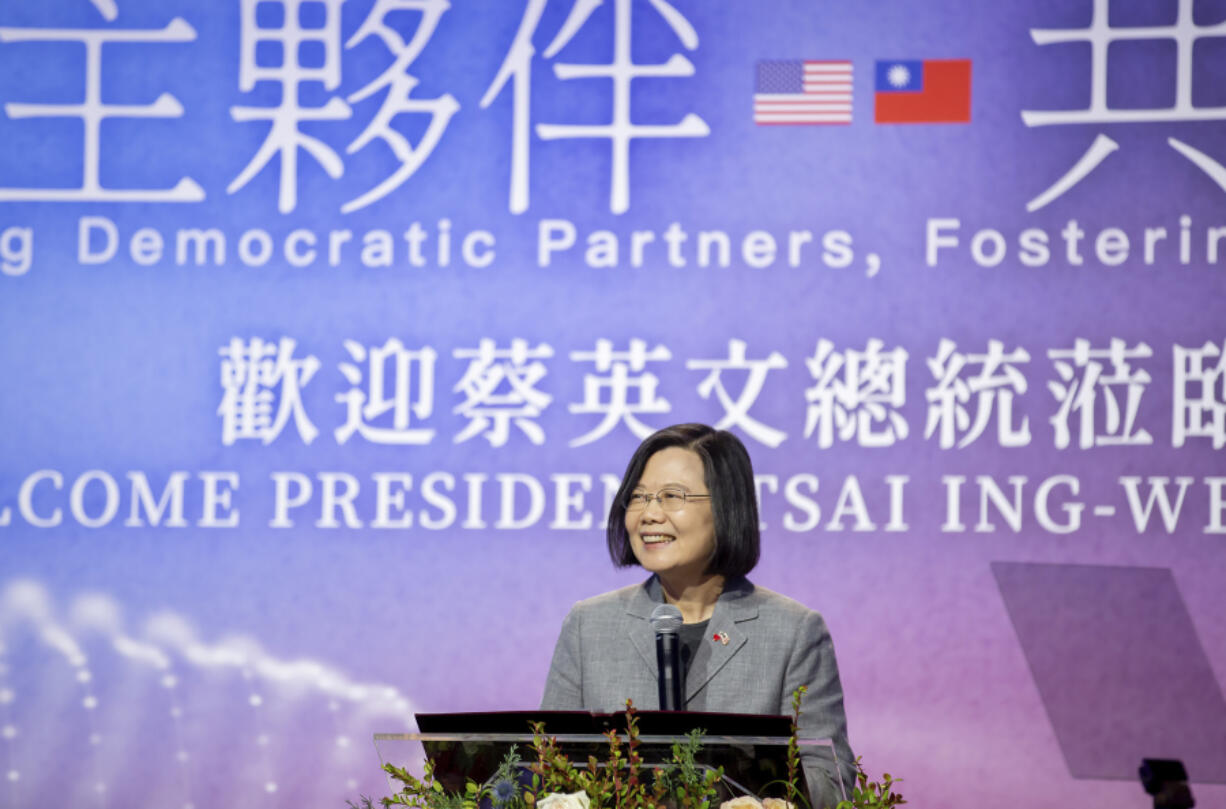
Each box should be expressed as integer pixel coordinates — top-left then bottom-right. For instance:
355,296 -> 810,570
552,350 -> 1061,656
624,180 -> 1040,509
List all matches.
0,578 -> 415,808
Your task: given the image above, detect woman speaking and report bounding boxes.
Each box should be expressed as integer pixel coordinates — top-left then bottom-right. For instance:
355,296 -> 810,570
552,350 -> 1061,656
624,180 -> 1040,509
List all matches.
541,424 -> 855,808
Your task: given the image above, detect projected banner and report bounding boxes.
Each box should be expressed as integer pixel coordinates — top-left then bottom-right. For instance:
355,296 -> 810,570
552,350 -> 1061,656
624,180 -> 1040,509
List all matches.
1,1 -> 1224,808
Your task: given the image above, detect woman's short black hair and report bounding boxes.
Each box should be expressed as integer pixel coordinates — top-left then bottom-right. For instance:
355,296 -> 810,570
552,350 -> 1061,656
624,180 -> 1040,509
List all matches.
607,423 -> 760,578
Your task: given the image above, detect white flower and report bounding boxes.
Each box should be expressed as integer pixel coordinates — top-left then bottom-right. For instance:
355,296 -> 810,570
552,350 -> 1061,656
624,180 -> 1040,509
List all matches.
720,797 -> 764,809
537,791 -> 591,809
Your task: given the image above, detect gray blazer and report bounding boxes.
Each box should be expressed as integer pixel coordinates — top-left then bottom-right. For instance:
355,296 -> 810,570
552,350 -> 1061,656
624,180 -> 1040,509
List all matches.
541,576 -> 855,808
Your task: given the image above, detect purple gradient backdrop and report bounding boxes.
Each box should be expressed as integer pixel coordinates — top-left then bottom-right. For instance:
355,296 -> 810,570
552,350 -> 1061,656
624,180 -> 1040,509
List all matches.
1,1 -> 1225,808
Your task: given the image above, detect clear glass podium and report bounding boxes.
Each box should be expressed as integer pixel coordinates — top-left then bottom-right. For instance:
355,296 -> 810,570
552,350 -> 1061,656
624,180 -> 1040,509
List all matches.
374,710 -> 846,805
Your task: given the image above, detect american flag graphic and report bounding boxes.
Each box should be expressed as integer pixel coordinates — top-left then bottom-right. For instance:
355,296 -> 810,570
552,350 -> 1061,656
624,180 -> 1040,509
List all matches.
754,60 -> 853,125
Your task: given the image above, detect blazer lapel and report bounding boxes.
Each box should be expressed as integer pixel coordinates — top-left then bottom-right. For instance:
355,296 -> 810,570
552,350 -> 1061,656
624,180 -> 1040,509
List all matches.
624,577 -> 662,680
623,576 -> 762,704
685,577 -> 758,701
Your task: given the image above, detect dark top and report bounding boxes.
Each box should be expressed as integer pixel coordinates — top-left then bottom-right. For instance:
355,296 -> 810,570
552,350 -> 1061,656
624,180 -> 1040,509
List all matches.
678,618 -> 710,683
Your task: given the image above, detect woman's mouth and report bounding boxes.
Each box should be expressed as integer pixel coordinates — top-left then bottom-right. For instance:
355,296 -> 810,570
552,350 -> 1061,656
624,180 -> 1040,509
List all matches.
640,533 -> 675,545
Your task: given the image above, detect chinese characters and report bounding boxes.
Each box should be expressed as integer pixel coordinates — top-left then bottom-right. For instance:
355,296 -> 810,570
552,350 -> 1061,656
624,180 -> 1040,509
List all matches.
216,335 -> 1223,452
1022,0 -> 1226,210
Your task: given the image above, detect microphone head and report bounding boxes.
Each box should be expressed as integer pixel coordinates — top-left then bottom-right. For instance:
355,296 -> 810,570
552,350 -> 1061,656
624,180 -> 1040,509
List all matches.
649,604 -> 684,634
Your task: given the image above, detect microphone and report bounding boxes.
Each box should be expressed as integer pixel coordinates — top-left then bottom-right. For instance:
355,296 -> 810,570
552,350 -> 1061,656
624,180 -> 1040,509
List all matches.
649,604 -> 684,711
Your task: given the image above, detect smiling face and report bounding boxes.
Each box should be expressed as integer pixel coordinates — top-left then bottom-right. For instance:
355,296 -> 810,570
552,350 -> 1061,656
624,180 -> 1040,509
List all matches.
625,447 -> 718,587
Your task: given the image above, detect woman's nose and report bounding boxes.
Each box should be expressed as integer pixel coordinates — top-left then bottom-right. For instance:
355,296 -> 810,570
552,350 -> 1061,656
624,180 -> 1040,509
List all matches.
641,495 -> 666,519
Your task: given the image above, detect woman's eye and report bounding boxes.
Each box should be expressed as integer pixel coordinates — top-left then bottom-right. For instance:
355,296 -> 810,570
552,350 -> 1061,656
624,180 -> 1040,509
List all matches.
660,491 -> 684,504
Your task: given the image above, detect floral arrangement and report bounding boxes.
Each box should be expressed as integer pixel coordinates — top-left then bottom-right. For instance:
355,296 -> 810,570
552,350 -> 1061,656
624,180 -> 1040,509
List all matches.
831,763 -> 905,809
350,690 -> 903,809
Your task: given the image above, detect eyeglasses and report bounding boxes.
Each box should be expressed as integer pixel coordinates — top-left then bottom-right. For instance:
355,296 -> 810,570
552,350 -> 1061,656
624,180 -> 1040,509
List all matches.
625,487 -> 711,512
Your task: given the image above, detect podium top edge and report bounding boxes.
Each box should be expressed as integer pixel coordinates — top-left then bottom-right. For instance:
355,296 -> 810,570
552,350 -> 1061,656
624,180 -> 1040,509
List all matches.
373,732 -> 833,747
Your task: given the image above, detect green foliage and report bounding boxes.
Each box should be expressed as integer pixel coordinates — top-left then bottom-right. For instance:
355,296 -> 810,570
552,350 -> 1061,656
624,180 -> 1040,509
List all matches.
488,748 -> 527,809
758,685 -> 809,809
651,728 -> 724,809
529,700 -> 669,809
355,690 -> 903,809
380,759 -> 478,809
832,758 -> 905,809
767,687 -> 905,809
785,686 -> 807,808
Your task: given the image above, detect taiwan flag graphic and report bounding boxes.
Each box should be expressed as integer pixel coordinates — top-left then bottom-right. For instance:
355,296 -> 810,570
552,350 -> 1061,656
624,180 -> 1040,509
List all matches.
874,59 -> 971,123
